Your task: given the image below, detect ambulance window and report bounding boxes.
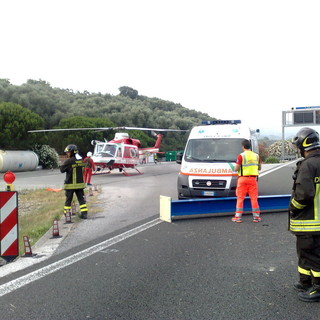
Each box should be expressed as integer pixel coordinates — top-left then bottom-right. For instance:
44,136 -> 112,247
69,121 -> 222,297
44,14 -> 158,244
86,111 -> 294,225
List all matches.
184,138 -> 243,162
250,139 -> 259,153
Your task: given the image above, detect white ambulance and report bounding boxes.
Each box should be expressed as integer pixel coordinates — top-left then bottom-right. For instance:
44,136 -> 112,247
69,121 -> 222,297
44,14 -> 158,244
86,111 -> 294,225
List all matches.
177,120 -> 259,199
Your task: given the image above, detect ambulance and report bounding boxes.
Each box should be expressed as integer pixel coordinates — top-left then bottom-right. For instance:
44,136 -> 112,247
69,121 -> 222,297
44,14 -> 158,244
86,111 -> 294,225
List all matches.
177,120 -> 259,199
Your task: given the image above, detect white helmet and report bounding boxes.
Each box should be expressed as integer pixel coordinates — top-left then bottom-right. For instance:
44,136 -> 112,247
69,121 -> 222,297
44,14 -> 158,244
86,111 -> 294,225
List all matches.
87,151 -> 93,157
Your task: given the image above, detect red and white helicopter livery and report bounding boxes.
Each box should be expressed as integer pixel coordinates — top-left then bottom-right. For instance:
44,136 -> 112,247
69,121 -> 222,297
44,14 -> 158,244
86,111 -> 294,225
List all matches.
91,129 -> 166,175
29,126 -> 184,176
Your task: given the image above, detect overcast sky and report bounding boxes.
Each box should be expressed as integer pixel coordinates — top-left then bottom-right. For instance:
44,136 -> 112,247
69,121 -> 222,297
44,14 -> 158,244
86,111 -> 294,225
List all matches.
1,0 -> 320,137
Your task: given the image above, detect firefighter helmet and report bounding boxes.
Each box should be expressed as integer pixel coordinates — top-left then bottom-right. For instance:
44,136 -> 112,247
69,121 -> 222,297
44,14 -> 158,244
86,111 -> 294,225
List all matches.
87,151 -> 93,157
64,144 -> 78,155
292,127 -> 320,154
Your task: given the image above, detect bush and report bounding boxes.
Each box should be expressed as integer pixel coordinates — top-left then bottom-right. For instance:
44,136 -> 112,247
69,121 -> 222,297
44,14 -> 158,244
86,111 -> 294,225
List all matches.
268,140 -> 296,158
33,144 -> 59,169
265,156 -> 280,164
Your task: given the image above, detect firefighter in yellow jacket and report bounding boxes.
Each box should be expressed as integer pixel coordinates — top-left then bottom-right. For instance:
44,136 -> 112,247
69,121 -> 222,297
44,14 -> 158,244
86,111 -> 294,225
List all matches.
290,127 -> 320,302
60,144 -> 88,219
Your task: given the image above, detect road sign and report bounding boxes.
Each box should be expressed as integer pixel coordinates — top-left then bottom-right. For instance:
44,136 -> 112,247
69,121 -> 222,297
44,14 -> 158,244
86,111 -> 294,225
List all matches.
283,106 -> 320,126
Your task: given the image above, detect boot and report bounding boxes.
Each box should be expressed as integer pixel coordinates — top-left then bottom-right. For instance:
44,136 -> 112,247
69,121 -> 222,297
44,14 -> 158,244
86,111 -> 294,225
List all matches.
294,281 -> 312,292
232,216 -> 242,223
298,285 -> 320,302
253,216 -> 261,223
80,211 -> 88,219
294,274 -> 312,292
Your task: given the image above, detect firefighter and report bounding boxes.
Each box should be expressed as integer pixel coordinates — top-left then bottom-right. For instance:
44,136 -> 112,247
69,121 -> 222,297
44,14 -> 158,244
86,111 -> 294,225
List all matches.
60,144 -> 88,219
290,127 -> 320,302
83,151 -> 95,186
232,139 -> 261,223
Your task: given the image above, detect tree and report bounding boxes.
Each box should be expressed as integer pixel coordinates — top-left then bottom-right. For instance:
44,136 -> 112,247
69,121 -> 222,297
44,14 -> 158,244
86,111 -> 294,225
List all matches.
48,116 -> 115,154
258,141 -> 269,162
118,86 -> 138,99
0,102 -> 46,149
0,78 -> 214,152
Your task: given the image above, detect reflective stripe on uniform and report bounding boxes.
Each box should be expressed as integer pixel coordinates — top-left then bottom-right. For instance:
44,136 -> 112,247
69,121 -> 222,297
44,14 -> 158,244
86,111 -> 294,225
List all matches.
64,205 -> 72,214
79,203 -> 88,213
314,183 -> 320,221
291,198 -> 307,210
311,270 -> 320,278
64,182 -> 86,189
290,220 -> 320,232
298,266 -> 311,276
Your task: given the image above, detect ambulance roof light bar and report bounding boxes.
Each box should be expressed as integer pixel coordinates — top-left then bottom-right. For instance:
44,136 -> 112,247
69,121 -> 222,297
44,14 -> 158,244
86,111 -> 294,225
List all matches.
201,120 -> 241,125
293,106 -> 320,110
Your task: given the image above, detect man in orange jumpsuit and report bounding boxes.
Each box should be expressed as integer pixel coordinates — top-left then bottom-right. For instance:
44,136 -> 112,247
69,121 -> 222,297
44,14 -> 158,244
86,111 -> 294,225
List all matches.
83,151 -> 95,186
232,139 -> 261,223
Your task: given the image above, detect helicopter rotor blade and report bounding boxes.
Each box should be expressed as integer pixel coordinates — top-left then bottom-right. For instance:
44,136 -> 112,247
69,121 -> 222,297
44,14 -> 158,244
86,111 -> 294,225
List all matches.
28,127 -> 113,133
118,127 -> 187,132
28,126 -> 188,133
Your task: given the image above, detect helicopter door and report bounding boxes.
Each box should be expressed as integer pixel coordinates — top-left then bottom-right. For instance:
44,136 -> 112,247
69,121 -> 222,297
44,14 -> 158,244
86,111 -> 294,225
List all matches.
116,146 -> 122,158
123,146 -> 138,163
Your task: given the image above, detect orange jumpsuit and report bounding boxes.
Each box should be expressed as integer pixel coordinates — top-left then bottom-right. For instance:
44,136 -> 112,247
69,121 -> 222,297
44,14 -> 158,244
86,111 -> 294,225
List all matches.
235,150 -> 260,220
83,157 -> 95,185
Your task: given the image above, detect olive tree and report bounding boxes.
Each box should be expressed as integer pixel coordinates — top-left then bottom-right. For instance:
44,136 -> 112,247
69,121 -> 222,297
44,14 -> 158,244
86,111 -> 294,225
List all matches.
0,102 -> 46,149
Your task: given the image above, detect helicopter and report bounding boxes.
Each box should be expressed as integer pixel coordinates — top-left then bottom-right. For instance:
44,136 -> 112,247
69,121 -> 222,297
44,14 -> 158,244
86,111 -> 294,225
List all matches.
28,126 -> 185,176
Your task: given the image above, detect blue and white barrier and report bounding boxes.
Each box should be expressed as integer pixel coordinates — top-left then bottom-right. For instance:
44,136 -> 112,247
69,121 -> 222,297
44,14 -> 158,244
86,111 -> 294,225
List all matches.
160,195 -> 291,222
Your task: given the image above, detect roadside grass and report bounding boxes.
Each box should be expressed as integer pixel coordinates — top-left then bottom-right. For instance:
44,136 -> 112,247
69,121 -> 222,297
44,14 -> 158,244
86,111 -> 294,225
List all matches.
18,187 -> 101,256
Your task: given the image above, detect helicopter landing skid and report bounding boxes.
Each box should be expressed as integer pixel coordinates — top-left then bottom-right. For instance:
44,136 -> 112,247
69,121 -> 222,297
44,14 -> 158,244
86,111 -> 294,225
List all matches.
121,166 -> 144,176
93,167 -> 112,175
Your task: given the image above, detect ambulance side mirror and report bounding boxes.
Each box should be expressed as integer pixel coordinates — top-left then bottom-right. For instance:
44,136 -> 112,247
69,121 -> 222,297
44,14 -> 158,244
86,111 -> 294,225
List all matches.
176,152 -> 183,164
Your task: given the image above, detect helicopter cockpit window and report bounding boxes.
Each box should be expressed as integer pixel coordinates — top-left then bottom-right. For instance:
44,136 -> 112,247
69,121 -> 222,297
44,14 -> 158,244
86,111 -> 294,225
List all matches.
101,144 -> 116,157
96,144 -> 104,154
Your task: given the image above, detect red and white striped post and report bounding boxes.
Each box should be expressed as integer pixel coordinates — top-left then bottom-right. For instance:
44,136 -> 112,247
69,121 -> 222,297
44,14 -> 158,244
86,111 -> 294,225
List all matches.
0,172 -> 18,262
0,191 -> 19,261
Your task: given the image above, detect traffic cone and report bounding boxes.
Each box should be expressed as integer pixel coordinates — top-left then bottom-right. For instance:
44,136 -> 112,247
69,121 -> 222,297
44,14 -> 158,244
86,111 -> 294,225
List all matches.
65,209 -> 72,223
23,235 -> 34,257
52,219 -> 60,237
71,201 -> 77,215
89,187 -> 93,196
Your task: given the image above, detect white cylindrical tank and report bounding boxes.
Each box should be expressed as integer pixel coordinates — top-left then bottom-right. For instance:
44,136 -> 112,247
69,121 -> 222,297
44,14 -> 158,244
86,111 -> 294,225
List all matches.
0,150 -> 39,172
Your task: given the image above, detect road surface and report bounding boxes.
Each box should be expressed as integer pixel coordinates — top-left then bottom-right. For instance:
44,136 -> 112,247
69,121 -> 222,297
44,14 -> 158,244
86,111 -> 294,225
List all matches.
1,161 -> 317,320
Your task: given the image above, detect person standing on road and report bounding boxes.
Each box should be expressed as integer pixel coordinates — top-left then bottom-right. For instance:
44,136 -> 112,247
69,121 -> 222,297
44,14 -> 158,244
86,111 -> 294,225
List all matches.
232,139 -> 261,223
83,151 -> 95,186
290,127 -> 320,302
60,144 -> 88,219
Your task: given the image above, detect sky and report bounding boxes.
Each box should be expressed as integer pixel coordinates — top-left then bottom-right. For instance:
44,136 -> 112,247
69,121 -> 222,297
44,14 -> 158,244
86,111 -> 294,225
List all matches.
1,0 -> 320,138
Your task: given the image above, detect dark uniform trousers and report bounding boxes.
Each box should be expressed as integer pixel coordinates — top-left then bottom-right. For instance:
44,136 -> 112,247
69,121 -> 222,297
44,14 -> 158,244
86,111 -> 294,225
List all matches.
64,189 -> 87,215
297,234 -> 320,286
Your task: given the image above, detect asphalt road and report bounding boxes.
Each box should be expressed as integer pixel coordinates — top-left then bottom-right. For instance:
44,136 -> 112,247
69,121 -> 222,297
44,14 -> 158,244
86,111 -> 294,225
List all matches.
1,161 -> 318,320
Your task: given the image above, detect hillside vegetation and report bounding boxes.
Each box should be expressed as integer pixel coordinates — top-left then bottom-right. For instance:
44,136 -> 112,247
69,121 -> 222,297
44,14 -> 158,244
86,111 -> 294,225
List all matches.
0,79 -> 215,154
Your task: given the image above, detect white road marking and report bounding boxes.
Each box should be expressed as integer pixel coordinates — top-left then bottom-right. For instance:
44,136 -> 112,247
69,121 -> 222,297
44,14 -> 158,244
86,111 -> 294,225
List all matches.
0,218 -> 162,297
260,161 -> 296,177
